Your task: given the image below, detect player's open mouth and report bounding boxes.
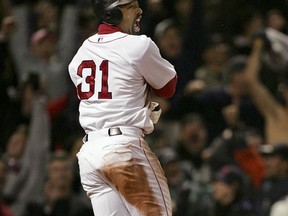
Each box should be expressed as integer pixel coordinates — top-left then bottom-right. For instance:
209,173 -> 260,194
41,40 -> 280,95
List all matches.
134,16 -> 141,32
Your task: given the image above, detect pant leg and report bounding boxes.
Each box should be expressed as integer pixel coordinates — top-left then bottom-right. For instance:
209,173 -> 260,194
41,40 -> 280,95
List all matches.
78,136 -> 172,216
77,141 -> 131,216
90,187 -> 130,216
139,138 -> 172,216
100,137 -> 172,216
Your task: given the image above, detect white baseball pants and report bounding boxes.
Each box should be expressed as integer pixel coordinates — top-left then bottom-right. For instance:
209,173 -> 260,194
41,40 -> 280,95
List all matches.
77,127 -> 172,216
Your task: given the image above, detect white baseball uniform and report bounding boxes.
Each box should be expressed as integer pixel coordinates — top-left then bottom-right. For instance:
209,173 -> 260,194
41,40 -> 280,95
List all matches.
69,24 -> 177,216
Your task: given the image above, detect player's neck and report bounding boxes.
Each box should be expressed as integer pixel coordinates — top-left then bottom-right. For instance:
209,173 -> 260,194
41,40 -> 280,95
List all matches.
98,24 -> 123,34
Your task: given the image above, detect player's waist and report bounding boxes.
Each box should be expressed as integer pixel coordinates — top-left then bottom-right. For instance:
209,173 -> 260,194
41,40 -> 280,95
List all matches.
83,126 -> 144,142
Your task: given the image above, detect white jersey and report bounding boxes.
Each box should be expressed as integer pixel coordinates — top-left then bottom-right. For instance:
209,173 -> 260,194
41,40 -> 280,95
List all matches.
69,31 -> 176,134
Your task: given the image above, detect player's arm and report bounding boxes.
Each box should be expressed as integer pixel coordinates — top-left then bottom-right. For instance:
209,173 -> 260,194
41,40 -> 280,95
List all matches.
245,39 -> 282,119
133,36 -> 178,98
152,75 -> 177,98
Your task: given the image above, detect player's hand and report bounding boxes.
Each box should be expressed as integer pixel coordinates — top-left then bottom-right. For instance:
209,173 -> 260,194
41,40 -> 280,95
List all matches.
149,101 -> 162,124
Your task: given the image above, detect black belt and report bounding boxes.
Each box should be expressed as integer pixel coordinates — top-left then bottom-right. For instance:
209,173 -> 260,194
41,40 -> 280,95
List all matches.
84,127 -> 123,142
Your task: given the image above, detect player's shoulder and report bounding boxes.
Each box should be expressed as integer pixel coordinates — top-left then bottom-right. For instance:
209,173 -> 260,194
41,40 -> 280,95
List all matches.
128,34 -> 153,46
131,34 -> 150,41
125,34 -> 158,56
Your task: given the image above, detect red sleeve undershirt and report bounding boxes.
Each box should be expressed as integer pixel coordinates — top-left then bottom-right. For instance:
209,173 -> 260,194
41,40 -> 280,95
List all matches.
152,75 -> 177,99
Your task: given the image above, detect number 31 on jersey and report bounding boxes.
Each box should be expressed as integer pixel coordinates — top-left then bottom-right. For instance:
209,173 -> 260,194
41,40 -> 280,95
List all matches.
77,60 -> 112,100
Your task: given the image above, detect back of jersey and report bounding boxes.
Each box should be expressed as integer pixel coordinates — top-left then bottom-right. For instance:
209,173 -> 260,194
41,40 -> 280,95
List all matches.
69,32 -> 152,133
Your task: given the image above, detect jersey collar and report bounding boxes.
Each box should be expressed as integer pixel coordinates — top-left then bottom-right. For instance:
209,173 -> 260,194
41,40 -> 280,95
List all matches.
98,24 -> 123,34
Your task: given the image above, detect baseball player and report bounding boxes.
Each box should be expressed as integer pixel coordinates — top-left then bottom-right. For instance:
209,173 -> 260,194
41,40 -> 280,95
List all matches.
68,0 -> 177,215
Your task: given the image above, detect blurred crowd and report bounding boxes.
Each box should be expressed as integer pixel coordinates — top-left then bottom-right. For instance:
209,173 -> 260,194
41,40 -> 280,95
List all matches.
1,0 -> 288,216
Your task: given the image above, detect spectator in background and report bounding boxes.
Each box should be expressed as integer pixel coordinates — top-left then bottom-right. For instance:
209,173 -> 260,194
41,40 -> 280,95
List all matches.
257,143 -> 288,216
0,158 -> 14,216
232,7 -> 264,55
172,0 -> 205,64
175,113 -> 209,169
0,2 -> 18,152
23,151 -> 93,216
153,18 -> 196,115
9,1 -> 78,100
8,0 -> 84,150
2,82 -> 50,216
195,34 -> 230,88
156,147 -> 186,216
140,0 -> 172,40
63,135 -> 85,195
0,14 -> 18,98
0,8 -> 18,90
2,125 -> 28,186
32,0 -> 59,32
173,113 -> 214,216
178,55 -> 264,142
0,73 -> 43,152
205,129 -> 265,190
244,38 -> 288,145
211,165 -> 258,216
188,34 -> 231,90
265,9 -> 288,34
46,151 -> 74,190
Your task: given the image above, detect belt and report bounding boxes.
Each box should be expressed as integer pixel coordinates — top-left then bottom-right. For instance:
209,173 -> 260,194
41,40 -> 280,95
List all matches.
84,127 -> 123,142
